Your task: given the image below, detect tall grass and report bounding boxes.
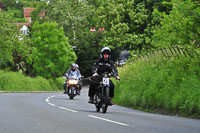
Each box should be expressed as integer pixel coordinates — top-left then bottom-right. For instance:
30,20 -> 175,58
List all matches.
0,71 -> 65,92
113,54 -> 200,118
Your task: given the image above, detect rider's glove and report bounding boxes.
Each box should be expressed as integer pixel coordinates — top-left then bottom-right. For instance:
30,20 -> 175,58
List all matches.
92,73 -> 98,77
115,76 -> 120,81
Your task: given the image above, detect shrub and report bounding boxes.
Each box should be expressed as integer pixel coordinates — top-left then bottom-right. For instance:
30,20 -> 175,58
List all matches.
113,53 -> 200,117
0,70 -> 65,92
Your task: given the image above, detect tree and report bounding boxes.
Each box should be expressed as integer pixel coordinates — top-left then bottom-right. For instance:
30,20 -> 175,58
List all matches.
41,0 -> 96,76
12,36 -> 33,75
0,9 -> 19,69
93,0 -> 172,55
31,22 -> 77,78
44,0 -> 93,40
152,0 -> 200,48
0,8 -> 33,73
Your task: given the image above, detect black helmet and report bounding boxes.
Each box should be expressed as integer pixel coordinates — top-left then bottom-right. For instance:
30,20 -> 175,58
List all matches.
100,47 -> 111,59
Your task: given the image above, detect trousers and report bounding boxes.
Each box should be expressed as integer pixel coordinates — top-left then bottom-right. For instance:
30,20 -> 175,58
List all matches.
88,76 -> 115,98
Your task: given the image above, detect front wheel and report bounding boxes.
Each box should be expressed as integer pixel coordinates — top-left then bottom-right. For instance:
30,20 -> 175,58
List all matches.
96,105 -> 100,112
102,87 -> 110,113
94,93 -> 101,112
102,103 -> 107,113
68,87 -> 75,100
69,96 -> 74,100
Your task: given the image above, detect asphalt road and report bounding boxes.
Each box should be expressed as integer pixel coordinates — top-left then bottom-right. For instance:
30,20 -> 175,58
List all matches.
0,86 -> 200,133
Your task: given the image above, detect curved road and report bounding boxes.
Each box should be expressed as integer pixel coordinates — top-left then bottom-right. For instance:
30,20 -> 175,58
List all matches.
0,87 -> 200,133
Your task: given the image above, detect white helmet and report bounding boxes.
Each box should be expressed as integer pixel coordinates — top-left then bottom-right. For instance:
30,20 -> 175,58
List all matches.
100,47 -> 111,59
71,63 -> 76,71
75,64 -> 79,69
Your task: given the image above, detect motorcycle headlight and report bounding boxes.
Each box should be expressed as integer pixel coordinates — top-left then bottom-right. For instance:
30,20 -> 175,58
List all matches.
68,80 -> 78,85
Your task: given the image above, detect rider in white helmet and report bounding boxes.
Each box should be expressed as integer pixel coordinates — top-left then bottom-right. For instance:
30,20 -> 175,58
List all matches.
63,63 -> 82,94
88,47 -> 120,104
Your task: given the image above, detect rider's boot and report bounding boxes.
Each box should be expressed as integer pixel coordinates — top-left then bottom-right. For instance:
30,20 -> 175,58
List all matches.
88,97 -> 94,103
77,89 -> 80,95
109,98 -> 114,105
63,90 -> 67,94
63,86 -> 67,94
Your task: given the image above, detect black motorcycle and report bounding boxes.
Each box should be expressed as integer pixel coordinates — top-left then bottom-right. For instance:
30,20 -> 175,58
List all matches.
90,72 -> 113,113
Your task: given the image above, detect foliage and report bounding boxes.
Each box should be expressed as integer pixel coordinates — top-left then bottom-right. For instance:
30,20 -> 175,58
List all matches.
74,31 -> 100,77
6,8 -> 23,18
152,0 -> 200,48
25,0 -> 174,76
31,2 -> 47,24
0,9 -> 33,74
14,17 -> 28,22
0,9 -> 19,69
0,0 -> 38,23
42,0 -> 96,76
1,0 -> 38,10
11,36 -> 33,75
94,0 -> 172,53
31,22 -> 77,79
0,70 -> 64,91
45,0 -> 94,41
113,51 -> 200,117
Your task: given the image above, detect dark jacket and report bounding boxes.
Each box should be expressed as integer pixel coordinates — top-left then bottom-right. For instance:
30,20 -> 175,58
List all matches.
92,58 -> 118,77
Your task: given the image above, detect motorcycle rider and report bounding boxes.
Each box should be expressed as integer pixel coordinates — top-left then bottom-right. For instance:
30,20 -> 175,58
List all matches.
88,47 -> 120,104
63,63 -> 82,94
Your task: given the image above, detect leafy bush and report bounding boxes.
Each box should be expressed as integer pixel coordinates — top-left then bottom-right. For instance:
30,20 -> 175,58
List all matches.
14,18 -> 28,23
31,22 -> 77,79
0,70 -> 65,92
113,53 -> 200,117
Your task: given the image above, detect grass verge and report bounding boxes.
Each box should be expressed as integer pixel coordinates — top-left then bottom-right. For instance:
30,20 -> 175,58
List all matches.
113,54 -> 200,118
0,71 -> 65,92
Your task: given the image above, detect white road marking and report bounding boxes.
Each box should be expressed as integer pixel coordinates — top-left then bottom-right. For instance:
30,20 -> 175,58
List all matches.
45,95 -> 132,128
48,103 -> 56,106
46,99 -> 49,102
45,95 -> 78,113
59,107 -> 78,113
88,115 -> 133,127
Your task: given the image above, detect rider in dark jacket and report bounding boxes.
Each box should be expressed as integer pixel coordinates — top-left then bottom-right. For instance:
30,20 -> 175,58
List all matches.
88,47 -> 120,104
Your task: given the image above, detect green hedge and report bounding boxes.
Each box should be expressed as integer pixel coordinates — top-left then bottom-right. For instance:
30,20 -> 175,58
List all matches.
0,71 -> 65,92
113,54 -> 200,118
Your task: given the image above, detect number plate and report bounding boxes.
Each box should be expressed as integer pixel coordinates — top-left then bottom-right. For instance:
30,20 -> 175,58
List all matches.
103,77 -> 109,85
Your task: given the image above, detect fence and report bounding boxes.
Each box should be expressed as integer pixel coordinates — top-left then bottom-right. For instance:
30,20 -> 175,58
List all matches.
125,46 -> 200,65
